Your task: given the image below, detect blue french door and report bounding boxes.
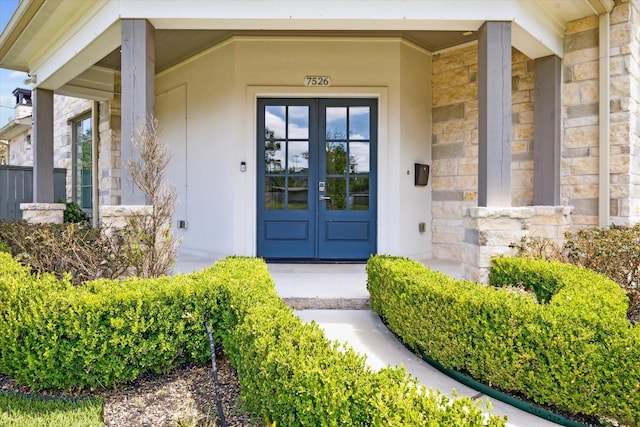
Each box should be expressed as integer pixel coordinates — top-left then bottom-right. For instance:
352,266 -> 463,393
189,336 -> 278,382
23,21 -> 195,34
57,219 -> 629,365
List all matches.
257,98 -> 377,260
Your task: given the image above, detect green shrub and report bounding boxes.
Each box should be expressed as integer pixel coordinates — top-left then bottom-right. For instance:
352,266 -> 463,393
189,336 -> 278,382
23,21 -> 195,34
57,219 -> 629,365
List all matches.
367,255 -> 640,426
0,239 -> 10,254
214,257 -> 506,427
62,201 -> 90,223
0,220 -> 130,284
0,254 -> 505,425
512,226 -> 640,323
0,252 -> 226,390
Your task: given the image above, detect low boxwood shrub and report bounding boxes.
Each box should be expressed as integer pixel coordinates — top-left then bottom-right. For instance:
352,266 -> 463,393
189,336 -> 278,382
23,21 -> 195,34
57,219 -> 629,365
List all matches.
0,252 -> 227,390
214,257 -> 506,426
0,254 -> 506,426
367,255 -> 640,426
513,225 -> 640,323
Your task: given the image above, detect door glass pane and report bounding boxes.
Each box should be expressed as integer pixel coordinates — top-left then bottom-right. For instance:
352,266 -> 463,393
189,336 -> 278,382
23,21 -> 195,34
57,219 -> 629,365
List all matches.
288,178 -> 308,210
288,106 -> 309,139
350,177 -> 369,210
265,105 -> 286,138
326,178 -> 346,210
326,107 -> 347,139
265,176 -> 285,210
349,107 -> 370,140
348,141 -> 370,174
288,141 -> 309,173
265,140 -> 285,173
326,141 -> 347,175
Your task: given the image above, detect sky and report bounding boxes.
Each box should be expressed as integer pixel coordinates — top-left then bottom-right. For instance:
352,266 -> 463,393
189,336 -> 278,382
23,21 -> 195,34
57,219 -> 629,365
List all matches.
0,0 -> 23,126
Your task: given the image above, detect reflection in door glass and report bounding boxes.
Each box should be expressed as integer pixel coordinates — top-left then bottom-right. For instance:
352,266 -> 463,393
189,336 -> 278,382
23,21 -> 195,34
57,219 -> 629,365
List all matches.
288,106 -> 309,139
265,106 -> 286,138
326,177 -> 346,210
288,177 -> 308,210
326,141 -> 347,174
349,177 -> 369,210
265,140 -> 284,173
265,176 -> 285,210
326,107 -> 347,139
288,141 -> 309,173
349,107 -> 370,139
349,141 -> 370,173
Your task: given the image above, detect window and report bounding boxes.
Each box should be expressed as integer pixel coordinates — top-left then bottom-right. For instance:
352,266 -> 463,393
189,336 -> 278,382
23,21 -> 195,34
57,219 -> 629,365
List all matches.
73,116 -> 92,209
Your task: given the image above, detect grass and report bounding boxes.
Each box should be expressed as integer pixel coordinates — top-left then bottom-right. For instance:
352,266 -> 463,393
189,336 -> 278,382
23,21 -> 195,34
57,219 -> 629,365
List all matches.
0,392 -> 103,427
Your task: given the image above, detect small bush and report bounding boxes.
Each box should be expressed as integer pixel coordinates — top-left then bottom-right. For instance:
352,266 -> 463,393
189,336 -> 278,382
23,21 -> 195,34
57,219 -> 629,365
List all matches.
0,239 -> 9,253
62,201 -> 90,223
0,220 -> 130,284
0,252 -> 226,390
215,257 -> 506,427
513,225 -> 640,323
367,255 -> 640,426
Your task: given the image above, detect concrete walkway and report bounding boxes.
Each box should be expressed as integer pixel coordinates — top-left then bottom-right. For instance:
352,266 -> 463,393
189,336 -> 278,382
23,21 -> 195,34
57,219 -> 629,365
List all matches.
175,254 -> 560,427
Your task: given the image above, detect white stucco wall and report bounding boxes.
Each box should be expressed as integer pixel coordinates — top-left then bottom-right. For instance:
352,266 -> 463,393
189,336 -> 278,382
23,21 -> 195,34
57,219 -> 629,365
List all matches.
156,36 -> 432,259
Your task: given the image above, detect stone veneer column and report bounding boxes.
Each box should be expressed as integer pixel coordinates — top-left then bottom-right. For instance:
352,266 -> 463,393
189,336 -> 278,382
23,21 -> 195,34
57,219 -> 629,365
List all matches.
20,203 -> 65,224
463,206 -> 573,283
98,72 -> 122,206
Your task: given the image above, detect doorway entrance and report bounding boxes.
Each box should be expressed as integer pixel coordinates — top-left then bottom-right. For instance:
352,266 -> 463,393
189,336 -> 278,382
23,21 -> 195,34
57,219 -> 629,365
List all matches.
257,98 -> 377,260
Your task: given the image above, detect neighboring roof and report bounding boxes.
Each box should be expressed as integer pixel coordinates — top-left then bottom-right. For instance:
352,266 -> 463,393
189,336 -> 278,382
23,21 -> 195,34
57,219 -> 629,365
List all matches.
0,116 -> 32,141
0,0 -> 614,97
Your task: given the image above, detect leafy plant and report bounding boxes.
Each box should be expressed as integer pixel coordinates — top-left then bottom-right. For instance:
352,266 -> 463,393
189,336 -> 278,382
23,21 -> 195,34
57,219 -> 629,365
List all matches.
512,226 -> 640,323
0,239 -> 9,254
367,255 -> 640,426
0,254 -> 506,426
63,201 -> 90,223
125,116 -> 181,278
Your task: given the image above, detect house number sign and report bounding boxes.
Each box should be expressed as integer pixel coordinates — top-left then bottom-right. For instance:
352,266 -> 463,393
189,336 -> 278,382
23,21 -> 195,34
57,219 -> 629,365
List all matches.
304,76 -> 331,86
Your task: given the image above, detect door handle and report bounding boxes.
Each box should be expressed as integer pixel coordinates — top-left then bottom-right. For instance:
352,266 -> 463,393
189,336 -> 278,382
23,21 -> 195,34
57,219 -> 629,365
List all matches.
319,195 -> 331,201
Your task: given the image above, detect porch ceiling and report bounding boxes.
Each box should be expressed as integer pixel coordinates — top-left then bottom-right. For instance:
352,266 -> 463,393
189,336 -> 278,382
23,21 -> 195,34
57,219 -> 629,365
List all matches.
95,29 -> 480,74
0,0 -> 614,96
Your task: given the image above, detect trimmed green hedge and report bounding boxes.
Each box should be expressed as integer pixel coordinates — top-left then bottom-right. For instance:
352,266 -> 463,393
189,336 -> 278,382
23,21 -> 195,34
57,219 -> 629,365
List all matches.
0,252 -> 227,390
0,253 -> 505,426
367,255 -> 640,426
213,257 -> 507,426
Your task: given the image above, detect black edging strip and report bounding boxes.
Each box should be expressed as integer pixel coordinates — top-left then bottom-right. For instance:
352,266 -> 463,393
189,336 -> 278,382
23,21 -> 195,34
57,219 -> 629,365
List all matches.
419,352 -> 588,427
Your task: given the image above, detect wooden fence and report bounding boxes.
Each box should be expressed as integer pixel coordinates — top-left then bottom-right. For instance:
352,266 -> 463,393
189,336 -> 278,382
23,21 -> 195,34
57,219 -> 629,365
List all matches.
0,166 -> 66,220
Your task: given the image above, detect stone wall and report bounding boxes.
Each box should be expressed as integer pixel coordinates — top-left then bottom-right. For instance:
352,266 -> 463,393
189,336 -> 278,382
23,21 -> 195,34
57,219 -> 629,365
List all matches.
52,82 -> 121,210
563,0 -> 640,226
431,44 -> 535,261
8,131 -> 32,166
624,0 -> 640,223
53,95 -> 92,202
98,72 -> 122,206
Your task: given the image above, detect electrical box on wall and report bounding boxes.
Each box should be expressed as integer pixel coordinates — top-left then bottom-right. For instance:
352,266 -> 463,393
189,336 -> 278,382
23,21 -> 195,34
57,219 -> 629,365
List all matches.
414,163 -> 430,186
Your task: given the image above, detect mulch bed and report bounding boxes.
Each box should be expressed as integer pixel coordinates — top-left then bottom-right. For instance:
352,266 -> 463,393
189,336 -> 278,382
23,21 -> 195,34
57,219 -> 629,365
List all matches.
0,350 -> 262,427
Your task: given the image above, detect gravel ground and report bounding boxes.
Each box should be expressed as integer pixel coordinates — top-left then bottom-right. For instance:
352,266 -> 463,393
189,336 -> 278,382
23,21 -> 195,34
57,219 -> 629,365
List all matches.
0,350 -> 263,427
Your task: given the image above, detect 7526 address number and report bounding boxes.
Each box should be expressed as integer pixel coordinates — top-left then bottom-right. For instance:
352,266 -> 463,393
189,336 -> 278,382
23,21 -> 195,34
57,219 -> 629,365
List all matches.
304,76 -> 331,87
